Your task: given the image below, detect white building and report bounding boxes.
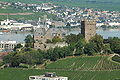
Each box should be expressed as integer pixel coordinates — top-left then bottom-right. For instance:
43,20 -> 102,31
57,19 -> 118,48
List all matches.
0,19 -> 33,30
29,72 -> 68,80
0,40 -> 17,50
108,22 -> 120,26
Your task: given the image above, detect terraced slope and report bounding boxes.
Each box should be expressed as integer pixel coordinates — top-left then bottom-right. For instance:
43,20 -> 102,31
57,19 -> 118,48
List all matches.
46,56 -> 120,70
0,56 -> 120,80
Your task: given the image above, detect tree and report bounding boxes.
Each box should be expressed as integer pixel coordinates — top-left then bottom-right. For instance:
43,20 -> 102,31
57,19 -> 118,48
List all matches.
65,33 -> 84,44
3,52 -> 22,67
103,44 -> 113,54
89,34 -> 104,53
13,43 -> 23,51
84,42 -> 97,56
108,37 -> 120,54
24,35 -> 34,48
75,39 -> 86,56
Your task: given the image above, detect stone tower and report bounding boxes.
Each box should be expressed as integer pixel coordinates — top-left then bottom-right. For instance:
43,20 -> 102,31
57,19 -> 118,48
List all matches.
81,20 -> 96,42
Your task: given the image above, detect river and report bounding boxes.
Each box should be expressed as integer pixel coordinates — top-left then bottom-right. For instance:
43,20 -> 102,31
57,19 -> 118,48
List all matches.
0,29 -> 120,43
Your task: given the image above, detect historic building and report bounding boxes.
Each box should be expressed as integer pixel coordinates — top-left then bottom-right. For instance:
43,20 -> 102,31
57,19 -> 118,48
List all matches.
81,20 -> 96,42
34,27 -> 67,50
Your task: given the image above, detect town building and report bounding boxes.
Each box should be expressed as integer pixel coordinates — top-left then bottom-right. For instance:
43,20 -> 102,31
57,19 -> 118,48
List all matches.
29,72 -> 68,80
81,20 -> 96,41
0,19 -> 33,31
0,40 -> 17,50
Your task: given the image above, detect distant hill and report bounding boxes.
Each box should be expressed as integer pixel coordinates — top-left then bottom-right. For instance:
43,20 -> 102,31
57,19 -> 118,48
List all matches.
1,0 -> 120,11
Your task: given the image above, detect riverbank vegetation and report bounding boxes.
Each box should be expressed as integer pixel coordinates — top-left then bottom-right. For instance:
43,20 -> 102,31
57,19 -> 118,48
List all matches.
2,34 -> 120,68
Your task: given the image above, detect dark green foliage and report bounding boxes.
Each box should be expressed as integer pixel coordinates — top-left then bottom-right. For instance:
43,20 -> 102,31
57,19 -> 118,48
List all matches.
103,44 -> 113,54
3,52 -> 22,67
108,37 -> 120,54
13,43 -> 23,51
84,42 -> 97,56
90,34 -> 104,53
74,39 -> 86,56
45,46 -> 72,61
24,35 -> 34,48
3,49 -> 44,67
65,33 -> 84,44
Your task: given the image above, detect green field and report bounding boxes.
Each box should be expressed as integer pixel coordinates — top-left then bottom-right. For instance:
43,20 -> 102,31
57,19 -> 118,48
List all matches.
0,12 -> 57,21
0,56 -> 120,80
0,5 -> 58,20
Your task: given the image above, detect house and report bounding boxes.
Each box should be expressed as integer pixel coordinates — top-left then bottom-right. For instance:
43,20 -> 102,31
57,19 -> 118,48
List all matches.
0,40 -> 17,51
29,72 -> 68,80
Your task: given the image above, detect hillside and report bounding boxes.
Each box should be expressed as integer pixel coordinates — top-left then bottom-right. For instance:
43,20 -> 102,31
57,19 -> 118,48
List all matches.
1,0 -> 120,11
46,56 -> 120,70
52,0 -> 120,11
0,56 -> 120,80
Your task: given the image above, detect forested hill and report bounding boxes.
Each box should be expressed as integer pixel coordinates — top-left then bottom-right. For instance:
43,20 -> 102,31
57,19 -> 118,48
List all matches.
1,0 -> 120,11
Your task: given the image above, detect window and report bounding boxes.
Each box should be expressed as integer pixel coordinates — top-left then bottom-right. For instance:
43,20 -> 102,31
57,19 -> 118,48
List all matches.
30,77 -> 35,79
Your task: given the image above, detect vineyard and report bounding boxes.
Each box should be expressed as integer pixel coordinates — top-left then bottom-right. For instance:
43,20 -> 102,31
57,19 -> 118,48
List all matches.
0,56 -> 120,80
46,56 -> 120,70
0,68 -> 120,80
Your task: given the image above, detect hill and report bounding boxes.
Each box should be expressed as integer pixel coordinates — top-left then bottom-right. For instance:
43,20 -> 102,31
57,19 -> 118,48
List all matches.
52,0 -> 120,11
0,56 -> 120,80
46,56 -> 120,70
1,0 -> 120,11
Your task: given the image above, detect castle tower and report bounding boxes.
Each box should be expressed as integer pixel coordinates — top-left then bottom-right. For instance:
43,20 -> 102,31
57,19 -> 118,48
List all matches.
81,20 -> 96,42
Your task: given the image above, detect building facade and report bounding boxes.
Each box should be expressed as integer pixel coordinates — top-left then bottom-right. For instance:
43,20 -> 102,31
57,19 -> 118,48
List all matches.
0,19 -> 33,31
34,27 -> 67,50
29,72 -> 68,80
0,41 -> 17,50
81,20 -> 96,42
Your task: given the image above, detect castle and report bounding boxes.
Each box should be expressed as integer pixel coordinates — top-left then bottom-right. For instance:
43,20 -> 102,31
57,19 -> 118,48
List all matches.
81,19 -> 96,42
34,26 -> 68,50
34,19 -> 96,50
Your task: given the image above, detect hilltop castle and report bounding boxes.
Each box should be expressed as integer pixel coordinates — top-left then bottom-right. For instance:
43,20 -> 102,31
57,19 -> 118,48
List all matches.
81,19 -> 96,42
